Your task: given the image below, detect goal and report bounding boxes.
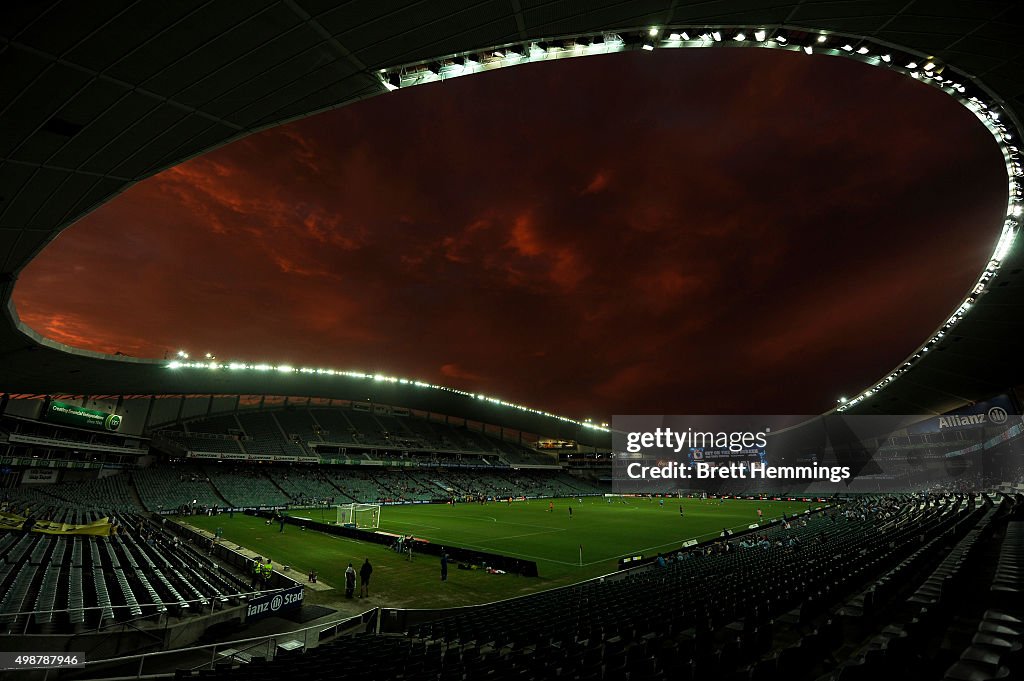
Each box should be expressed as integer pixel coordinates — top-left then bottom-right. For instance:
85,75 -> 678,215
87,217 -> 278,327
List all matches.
335,503 -> 381,529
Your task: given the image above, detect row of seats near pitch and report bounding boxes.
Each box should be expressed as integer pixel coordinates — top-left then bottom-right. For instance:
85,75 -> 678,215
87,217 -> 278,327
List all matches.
0,516 -> 254,635
941,519 -> 1023,681
798,501 -> 1023,681
132,468 -> 226,512
204,469 -> 292,508
196,494 -> 1022,681
271,469 -> 345,505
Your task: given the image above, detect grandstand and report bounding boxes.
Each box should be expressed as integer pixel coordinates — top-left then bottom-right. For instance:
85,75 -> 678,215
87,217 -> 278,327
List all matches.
2,1 -> 1024,680
0,514 -> 267,638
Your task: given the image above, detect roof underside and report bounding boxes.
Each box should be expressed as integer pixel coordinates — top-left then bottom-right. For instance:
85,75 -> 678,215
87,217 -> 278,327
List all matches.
1,0 -> 1023,445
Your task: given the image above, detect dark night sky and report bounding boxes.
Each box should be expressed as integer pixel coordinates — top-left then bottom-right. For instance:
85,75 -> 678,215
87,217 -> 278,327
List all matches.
13,48 -> 1007,420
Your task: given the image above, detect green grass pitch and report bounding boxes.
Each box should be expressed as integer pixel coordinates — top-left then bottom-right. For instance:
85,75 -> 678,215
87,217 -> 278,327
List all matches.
183,497 -> 814,612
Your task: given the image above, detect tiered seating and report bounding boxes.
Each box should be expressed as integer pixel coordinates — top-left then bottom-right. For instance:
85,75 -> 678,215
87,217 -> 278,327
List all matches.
338,409 -> 393,446
393,416 -> 448,450
493,439 -> 559,466
942,519 -> 1024,681
205,468 -> 290,508
0,510 -> 264,635
132,467 -> 225,512
323,469 -> 393,503
98,537 -> 143,619
166,407 -> 565,467
387,471 -> 444,502
236,412 -> 307,458
309,409 -> 360,444
33,538 -> 64,633
0,563 -> 38,634
70,538 -> 90,628
274,409 -> 322,446
187,414 -> 243,436
166,414 -> 243,455
19,474 -> 139,513
272,469 -> 342,506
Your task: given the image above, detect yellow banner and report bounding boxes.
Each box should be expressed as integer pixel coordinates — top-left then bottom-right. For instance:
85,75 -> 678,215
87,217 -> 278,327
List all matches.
0,512 -> 25,531
0,513 -> 114,536
34,522 -> 115,536
33,517 -> 114,536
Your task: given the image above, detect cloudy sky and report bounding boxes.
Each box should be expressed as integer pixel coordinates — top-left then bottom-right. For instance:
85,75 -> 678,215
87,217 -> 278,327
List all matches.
14,47 -> 1006,419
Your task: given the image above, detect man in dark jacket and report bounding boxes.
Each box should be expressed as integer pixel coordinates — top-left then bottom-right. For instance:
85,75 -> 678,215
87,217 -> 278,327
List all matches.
359,558 -> 372,598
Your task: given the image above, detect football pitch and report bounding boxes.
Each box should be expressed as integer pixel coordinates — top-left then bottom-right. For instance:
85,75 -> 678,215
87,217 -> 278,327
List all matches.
373,496 -> 813,573
183,497 -> 815,611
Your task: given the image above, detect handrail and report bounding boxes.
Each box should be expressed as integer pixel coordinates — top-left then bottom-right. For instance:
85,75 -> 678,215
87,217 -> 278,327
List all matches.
0,587 -> 284,619
75,608 -> 376,678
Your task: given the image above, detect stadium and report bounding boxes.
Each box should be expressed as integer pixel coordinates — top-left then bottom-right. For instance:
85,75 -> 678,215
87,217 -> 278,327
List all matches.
1,1 -> 1024,680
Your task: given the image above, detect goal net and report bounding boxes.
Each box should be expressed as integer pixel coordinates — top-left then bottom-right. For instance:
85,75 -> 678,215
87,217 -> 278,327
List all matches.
335,503 -> 381,529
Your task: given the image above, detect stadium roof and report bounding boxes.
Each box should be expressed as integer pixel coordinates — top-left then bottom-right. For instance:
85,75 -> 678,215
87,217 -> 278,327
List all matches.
1,0 -> 1023,444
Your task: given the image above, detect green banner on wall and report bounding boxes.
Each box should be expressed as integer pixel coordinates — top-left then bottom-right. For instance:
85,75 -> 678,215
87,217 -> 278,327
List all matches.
45,401 -> 122,431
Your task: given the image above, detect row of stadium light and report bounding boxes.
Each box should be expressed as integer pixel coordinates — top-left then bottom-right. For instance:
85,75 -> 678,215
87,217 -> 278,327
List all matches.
374,25 -> 1020,415
165,358 -> 609,431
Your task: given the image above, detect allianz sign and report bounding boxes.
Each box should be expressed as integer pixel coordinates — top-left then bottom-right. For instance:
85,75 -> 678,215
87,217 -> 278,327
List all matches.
246,585 -> 304,621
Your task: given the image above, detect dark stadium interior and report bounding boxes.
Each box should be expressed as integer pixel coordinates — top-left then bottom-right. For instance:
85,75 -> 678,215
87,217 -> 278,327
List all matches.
2,2 -> 1024,681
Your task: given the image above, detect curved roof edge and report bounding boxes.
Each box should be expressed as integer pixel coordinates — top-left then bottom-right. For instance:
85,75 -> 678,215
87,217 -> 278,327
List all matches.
1,3 -> 1023,433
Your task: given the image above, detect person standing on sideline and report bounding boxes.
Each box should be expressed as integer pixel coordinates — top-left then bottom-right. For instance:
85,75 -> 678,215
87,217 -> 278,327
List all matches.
440,553 -> 448,581
345,563 -> 356,598
359,558 -> 372,598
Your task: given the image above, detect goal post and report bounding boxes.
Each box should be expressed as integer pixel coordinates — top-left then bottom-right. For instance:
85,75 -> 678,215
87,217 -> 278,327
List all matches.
335,503 -> 381,529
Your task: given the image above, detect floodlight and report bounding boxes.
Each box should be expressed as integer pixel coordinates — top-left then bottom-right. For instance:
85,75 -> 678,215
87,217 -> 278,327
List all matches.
817,35 -> 827,43
649,27 -> 659,37
754,30 -> 766,41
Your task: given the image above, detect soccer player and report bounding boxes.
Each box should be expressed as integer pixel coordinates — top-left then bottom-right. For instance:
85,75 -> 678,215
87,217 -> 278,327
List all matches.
757,508 -> 763,523
679,505 -> 684,518
548,501 -> 554,513
568,506 -> 573,519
